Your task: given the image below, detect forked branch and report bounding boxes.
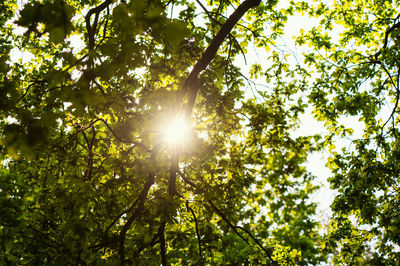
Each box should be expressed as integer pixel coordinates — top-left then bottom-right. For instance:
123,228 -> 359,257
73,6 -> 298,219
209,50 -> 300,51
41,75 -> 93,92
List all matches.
179,0 -> 262,118
85,0 -> 112,52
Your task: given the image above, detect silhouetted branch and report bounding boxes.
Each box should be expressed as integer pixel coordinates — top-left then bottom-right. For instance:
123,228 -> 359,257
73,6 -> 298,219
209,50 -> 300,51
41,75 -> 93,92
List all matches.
102,197 -> 140,252
374,13 -> 400,59
177,169 -> 198,190
68,118 -> 150,152
179,0 -> 262,118
85,0 -> 112,52
177,170 -> 275,263
207,201 -> 250,245
159,221 -> 167,266
195,0 -> 247,64
186,201 -> 202,258
119,174 -> 155,266
208,201 -> 275,264
15,81 -> 41,104
82,127 -> 97,181
235,225 -> 274,258
168,149 -> 178,197
377,63 -> 400,129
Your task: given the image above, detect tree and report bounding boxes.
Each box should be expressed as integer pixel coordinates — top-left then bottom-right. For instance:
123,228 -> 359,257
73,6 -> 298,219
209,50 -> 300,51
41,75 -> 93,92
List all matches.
0,0 -> 399,265
295,1 -> 400,264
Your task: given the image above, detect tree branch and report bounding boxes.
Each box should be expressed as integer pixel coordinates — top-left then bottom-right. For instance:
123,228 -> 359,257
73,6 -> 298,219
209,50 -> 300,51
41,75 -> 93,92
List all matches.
168,148 -> 179,197
208,201 -> 275,264
68,118 -> 150,152
195,0 -> 247,64
235,225 -> 274,259
185,201 -> 202,258
119,173 -> 155,266
374,13 -> 400,59
177,169 -> 198,190
377,62 -> 400,129
177,170 -> 275,263
102,197 -> 140,252
15,81 -> 41,105
85,0 -> 112,53
158,221 -> 167,266
179,0 -> 262,118
82,127 -> 96,181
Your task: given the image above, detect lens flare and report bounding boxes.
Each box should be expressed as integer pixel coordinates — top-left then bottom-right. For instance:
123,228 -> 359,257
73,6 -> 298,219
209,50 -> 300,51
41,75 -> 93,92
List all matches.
164,117 -> 189,145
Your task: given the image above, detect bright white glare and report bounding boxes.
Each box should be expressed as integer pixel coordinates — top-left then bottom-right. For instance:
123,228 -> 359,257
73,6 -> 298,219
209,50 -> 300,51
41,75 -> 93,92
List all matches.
164,117 -> 190,145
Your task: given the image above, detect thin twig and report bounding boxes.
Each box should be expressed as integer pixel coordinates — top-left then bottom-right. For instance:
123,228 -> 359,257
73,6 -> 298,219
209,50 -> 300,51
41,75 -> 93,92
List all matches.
15,81 -> 41,104
177,170 -> 275,263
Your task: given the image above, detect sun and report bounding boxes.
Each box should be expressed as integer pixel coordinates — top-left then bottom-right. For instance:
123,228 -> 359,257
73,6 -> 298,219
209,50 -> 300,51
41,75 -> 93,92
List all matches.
163,117 -> 190,145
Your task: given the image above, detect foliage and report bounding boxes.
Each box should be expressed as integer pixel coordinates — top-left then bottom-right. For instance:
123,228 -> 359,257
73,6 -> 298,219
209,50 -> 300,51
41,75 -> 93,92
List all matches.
0,0 -> 399,265
294,0 -> 400,263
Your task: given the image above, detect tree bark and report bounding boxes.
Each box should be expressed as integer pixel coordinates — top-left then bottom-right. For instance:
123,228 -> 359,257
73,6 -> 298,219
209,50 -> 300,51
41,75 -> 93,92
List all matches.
180,0 -> 262,117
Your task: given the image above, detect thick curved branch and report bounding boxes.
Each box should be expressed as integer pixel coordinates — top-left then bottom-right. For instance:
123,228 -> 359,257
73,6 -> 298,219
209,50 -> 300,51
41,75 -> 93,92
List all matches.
195,0 -> 247,64
374,13 -> 400,59
102,197 -> 140,251
376,62 -> 400,129
119,174 -> 155,266
85,0 -> 112,52
382,66 -> 400,130
179,0 -> 262,118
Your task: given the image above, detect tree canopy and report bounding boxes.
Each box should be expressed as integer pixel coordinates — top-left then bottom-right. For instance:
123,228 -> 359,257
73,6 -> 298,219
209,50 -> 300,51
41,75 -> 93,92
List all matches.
1,0 -> 399,264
